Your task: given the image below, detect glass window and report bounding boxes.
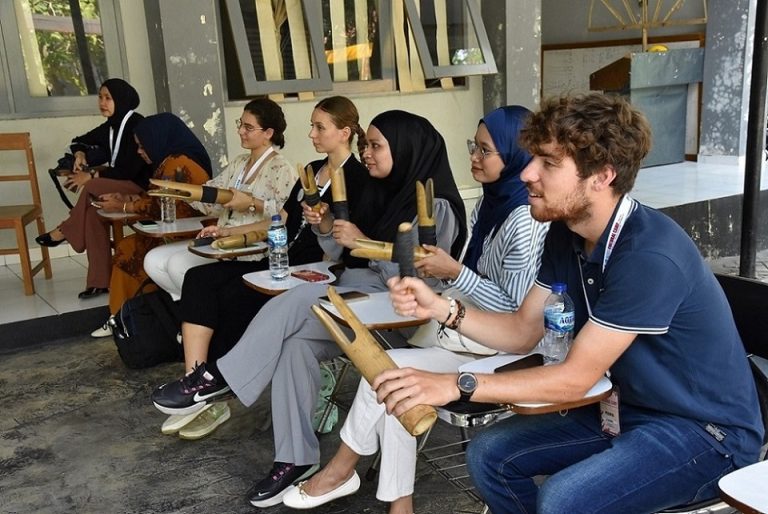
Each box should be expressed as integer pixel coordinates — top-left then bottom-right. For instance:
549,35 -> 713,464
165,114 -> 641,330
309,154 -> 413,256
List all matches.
403,0 -> 496,79
222,0 -> 332,96
220,0 -> 494,99
322,0 -> 383,82
0,0 -> 126,115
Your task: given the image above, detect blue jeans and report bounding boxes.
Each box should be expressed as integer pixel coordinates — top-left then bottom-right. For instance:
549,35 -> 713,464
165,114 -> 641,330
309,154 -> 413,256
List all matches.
465,405 -> 735,514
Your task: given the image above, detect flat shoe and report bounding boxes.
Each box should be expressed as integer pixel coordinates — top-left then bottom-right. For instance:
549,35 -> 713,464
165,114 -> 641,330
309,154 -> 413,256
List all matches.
282,470 -> 360,509
35,232 -> 65,247
78,287 -> 109,299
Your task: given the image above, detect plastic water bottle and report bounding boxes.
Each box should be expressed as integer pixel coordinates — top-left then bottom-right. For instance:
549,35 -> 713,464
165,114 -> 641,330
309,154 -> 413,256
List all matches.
267,214 -> 289,280
160,196 -> 176,223
540,282 -> 575,365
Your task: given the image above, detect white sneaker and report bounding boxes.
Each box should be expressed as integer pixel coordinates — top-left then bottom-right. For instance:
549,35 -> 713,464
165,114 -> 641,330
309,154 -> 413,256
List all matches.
178,402 -> 231,440
161,403 -> 212,435
90,317 -> 114,338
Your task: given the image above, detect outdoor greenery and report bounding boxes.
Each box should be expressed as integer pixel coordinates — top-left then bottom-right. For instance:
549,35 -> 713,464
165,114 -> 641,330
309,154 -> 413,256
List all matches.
27,0 -> 108,96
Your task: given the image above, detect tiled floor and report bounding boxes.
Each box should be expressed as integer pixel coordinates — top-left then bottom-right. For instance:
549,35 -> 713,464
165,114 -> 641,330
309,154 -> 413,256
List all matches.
1,159 -> 766,325
0,253 -> 107,325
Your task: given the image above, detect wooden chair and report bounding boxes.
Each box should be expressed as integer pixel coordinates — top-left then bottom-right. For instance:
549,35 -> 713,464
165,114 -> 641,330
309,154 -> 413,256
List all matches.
0,133 -> 52,295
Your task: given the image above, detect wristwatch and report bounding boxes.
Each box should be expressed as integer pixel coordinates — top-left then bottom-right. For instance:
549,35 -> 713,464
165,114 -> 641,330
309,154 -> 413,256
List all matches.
457,371 -> 478,402
248,198 -> 257,213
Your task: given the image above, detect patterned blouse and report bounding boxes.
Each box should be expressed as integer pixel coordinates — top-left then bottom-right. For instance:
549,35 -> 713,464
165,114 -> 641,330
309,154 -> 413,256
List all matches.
190,150 -> 296,229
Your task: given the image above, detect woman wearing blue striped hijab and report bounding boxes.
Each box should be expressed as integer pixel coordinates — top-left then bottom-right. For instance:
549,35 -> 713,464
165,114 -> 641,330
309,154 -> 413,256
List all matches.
281,105 -> 550,514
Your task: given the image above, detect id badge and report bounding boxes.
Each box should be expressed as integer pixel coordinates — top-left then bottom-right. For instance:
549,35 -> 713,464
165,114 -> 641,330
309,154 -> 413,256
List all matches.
600,386 -> 620,436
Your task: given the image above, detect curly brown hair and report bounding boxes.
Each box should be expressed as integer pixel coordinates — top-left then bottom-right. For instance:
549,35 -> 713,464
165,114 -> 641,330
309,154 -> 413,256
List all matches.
519,93 -> 652,195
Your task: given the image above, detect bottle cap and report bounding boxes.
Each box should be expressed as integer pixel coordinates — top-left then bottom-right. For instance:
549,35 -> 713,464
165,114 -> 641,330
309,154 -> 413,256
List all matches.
271,214 -> 281,222
552,282 -> 567,294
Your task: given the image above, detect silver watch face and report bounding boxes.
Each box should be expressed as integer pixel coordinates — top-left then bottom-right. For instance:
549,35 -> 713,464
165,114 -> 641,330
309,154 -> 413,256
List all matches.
458,372 -> 477,393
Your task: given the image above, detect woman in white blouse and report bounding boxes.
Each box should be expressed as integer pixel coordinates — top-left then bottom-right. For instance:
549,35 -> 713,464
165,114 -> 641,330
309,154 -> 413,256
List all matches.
142,98 -> 296,300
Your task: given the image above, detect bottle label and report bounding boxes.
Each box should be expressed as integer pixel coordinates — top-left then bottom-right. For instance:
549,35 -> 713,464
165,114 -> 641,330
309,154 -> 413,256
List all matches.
544,310 -> 574,333
267,227 -> 288,249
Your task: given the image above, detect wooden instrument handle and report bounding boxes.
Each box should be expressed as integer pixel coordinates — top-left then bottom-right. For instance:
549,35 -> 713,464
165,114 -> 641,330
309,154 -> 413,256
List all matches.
212,230 -> 267,249
312,287 -> 437,436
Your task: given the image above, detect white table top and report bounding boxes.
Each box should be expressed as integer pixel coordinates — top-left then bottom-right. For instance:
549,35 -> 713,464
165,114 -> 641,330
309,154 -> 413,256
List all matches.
319,291 -> 426,330
188,241 -> 268,260
131,216 -> 214,238
718,459 -> 768,513
242,261 -> 336,295
459,353 -> 613,414
97,209 -> 138,221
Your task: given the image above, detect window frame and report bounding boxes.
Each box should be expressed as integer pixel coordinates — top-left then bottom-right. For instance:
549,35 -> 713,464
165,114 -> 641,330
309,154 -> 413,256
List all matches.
223,0 -> 333,96
403,0 -> 497,79
0,0 -> 128,116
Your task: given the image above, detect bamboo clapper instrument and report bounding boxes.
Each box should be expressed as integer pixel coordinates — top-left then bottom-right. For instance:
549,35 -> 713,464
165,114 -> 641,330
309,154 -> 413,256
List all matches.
298,164 -> 322,211
311,286 -> 437,436
350,223 -> 430,263
210,230 -> 267,250
148,179 -> 234,204
330,166 -> 349,220
416,179 -> 437,247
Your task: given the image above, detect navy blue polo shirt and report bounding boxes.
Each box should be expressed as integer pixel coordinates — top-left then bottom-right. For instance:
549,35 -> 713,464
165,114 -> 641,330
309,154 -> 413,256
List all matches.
535,196 -> 763,467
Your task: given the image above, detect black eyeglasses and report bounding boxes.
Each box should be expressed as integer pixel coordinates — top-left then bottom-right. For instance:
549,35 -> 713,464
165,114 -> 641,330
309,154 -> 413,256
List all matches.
467,139 -> 500,160
236,119 -> 266,133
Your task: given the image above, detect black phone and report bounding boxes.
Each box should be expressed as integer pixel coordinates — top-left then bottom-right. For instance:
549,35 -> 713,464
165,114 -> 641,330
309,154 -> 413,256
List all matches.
137,219 -> 158,227
494,353 -> 544,373
318,291 -> 369,304
190,236 -> 216,247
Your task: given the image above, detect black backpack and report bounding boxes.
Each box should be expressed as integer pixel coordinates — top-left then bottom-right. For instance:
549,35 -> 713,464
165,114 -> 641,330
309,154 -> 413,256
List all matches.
112,281 -> 183,369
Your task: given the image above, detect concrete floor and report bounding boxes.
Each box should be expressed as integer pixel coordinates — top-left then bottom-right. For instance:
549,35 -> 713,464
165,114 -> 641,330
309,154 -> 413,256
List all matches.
0,336 -> 482,514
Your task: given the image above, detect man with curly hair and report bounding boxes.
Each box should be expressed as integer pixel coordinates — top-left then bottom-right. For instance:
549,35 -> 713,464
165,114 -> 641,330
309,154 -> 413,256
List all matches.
382,93 -> 764,513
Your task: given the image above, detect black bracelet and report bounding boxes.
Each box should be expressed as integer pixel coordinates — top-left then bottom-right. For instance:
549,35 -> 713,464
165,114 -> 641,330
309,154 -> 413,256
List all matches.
437,297 -> 456,338
447,300 -> 465,331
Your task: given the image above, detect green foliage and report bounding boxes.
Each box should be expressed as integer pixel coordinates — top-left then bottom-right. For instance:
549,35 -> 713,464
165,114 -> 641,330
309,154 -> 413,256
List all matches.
27,0 -> 108,96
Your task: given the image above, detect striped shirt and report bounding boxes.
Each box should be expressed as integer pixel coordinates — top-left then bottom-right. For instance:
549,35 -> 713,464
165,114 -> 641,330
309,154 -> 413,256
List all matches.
451,201 -> 549,313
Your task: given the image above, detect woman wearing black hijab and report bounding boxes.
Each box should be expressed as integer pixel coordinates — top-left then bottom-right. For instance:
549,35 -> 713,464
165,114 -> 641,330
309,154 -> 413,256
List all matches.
35,78 -> 153,298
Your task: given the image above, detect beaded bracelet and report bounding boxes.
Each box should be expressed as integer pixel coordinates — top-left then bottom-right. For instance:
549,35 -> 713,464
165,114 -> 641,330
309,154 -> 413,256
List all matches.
447,299 -> 465,331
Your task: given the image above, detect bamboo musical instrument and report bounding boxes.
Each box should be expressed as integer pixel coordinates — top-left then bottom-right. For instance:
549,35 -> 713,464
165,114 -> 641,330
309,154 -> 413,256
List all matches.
394,222 -> 417,277
330,167 -> 349,220
350,233 -> 431,262
211,230 -> 267,250
298,164 -> 322,211
148,179 -> 235,204
416,179 -> 437,246
311,286 -> 437,436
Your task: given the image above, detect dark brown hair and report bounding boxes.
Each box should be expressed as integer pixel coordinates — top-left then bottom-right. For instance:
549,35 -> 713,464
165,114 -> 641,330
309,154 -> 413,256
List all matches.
244,98 -> 288,148
519,93 -> 652,195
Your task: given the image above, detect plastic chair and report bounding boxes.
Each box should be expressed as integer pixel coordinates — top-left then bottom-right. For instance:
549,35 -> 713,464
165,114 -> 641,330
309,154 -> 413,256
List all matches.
0,133 -> 52,295
658,273 -> 768,514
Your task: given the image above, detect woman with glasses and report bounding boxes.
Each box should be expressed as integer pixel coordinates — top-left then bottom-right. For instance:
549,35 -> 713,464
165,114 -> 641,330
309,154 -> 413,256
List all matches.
141,98 -> 296,301
282,105 -> 549,514
148,96 -> 370,439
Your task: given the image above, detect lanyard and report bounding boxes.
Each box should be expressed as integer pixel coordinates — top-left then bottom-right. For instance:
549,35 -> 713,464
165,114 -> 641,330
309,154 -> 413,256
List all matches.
602,194 -> 634,273
108,109 -> 134,167
234,146 -> 274,189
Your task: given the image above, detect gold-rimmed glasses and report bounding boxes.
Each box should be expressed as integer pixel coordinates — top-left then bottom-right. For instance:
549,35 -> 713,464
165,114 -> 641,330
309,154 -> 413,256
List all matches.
236,119 -> 266,133
467,139 -> 500,160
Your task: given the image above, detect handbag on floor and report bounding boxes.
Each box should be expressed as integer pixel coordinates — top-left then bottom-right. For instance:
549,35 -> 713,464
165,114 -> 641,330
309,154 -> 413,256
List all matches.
112,280 -> 183,369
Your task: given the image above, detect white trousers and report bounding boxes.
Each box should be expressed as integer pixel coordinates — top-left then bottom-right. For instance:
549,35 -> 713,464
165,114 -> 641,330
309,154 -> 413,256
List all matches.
143,240 -> 210,300
339,346 -> 477,502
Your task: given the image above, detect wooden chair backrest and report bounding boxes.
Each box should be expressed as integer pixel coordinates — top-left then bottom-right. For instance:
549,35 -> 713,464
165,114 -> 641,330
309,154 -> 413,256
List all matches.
0,132 -> 43,207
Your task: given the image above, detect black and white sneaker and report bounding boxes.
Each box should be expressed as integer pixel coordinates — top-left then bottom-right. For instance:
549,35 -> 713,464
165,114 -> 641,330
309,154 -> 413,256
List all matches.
151,362 -> 231,416
247,462 -> 320,508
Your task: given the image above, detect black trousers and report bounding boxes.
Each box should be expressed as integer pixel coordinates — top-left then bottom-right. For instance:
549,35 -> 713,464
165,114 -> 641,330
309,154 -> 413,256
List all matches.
180,260 -> 270,363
